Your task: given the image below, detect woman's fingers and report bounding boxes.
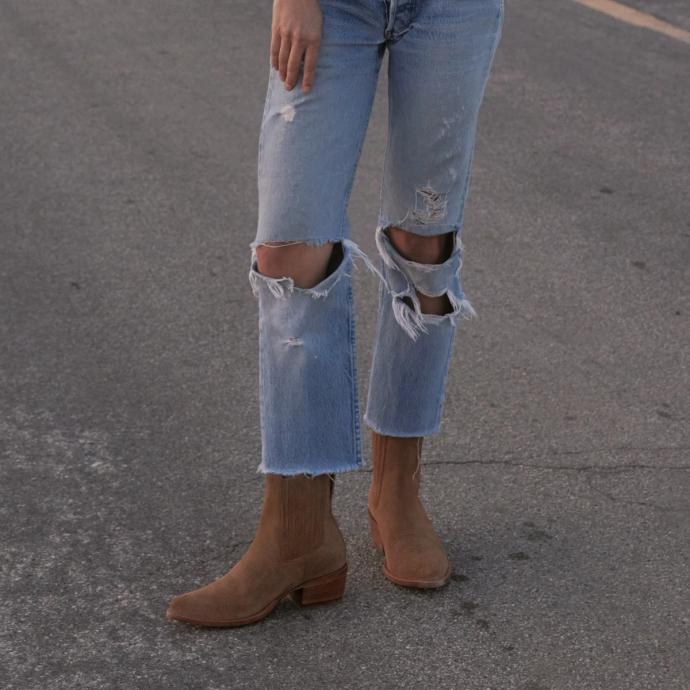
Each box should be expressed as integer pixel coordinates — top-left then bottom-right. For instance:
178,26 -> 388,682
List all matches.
283,37 -> 321,92
301,41 -> 320,93
270,0 -> 323,91
270,26 -> 281,72
278,34 -> 292,82
284,39 -> 303,90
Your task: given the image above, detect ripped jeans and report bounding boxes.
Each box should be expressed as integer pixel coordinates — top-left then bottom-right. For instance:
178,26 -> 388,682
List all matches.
247,0 -> 504,475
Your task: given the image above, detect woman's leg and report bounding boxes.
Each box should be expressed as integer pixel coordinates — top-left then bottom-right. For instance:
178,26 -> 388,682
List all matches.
248,0 -> 389,476
364,0 -> 505,587
167,0 -> 387,626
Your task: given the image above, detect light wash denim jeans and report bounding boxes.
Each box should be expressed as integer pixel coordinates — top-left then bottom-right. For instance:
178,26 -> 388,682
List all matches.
248,0 -> 504,475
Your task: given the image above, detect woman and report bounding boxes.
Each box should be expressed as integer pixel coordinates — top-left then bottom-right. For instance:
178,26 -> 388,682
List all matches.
166,0 -> 503,627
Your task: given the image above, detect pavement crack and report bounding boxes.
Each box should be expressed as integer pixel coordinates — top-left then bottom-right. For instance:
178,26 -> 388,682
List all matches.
547,444 -> 690,457
414,446 -> 690,473
584,474 -> 690,514
419,460 -> 690,472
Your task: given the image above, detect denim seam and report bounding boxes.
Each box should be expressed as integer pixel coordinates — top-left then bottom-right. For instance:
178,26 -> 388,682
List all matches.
377,58 -> 394,233
330,54 -> 381,470
257,289 -> 268,473
363,265 -> 385,435
346,278 -> 363,471
431,323 -> 457,433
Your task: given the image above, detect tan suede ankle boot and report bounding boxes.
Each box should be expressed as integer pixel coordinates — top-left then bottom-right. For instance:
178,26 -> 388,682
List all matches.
368,431 -> 451,588
166,473 -> 347,627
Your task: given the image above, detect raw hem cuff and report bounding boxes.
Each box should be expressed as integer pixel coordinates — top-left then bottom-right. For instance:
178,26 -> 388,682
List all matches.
362,413 -> 442,438
256,458 -> 363,476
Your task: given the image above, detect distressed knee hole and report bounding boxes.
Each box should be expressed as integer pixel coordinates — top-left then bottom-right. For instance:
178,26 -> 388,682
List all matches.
248,239 -> 349,299
385,226 -> 455,266
324,240 -> 344,277
254,240 -> 343,290
374,225 -> 477,340
386,227 -> 456,314
398,292 -> 453,316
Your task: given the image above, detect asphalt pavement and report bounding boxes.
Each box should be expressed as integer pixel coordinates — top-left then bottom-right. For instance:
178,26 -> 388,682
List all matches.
1,1 -> 689,688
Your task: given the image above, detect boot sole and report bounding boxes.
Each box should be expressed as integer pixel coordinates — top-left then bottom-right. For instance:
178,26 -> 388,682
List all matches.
368,509 -> 451,589
166,563 -> 348,628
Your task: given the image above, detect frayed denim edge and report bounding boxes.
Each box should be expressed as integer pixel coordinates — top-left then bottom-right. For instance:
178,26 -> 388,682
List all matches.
256,458 -> 362,476
373,224 -> 478,341
362,412 -> 443,438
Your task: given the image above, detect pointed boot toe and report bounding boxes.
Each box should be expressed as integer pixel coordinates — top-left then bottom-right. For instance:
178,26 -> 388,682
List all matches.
166,473 -> 347,628
166,592 -> 198,623
166,588 -> 208,624
165,584 -> 234,626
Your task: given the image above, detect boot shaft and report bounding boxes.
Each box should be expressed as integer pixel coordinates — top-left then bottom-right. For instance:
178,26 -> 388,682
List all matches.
369,431 -> 424,511
260,473 -> 335,561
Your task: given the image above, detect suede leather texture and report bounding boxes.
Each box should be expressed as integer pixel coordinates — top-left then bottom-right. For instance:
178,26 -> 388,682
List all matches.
167,474 -> 346,626
368,431 -> 451,586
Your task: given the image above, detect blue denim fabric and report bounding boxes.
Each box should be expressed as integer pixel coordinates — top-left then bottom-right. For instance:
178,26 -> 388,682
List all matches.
248,0 -> 504,475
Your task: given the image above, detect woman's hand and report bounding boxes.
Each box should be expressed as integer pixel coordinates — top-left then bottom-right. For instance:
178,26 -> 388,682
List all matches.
271,0 -> 323,93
